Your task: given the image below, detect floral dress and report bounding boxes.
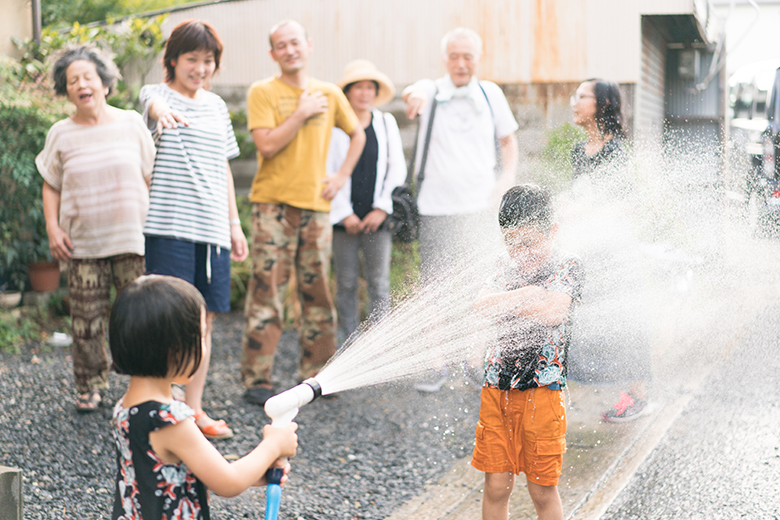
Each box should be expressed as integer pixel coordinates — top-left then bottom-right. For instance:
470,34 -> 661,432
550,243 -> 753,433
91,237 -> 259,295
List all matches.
112,400 -> 209,519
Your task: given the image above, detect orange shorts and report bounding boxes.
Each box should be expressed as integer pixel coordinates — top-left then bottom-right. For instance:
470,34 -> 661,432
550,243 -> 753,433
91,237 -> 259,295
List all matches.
471,386 -> 566,487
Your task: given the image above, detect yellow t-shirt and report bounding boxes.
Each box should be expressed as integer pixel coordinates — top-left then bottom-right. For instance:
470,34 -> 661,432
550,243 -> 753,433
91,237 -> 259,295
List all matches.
247,76 -> 358,211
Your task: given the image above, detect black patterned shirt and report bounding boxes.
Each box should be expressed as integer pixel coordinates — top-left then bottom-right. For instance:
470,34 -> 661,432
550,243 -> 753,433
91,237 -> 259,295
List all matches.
112,400 -> 209,520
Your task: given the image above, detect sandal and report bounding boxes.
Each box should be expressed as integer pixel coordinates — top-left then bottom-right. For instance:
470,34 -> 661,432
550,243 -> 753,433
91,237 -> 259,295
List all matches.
193,410 -> 233,440
76,391 -> 101,413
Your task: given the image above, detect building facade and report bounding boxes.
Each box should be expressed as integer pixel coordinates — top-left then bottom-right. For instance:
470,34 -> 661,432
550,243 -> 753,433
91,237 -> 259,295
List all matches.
139,0 -> 725,185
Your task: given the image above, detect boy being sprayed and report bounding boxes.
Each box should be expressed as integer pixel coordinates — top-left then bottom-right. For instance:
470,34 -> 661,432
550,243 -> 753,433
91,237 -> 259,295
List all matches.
109,275 -> 298,520
472,185 -> 584,520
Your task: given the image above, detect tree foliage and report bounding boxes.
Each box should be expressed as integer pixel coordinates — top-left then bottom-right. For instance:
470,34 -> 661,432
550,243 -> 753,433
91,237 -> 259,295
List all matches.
0,15 -> 167,290
42,0 -> 191,28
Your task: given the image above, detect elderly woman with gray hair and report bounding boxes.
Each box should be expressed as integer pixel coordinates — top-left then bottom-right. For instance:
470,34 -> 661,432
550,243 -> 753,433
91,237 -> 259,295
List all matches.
36,44 -> 155,412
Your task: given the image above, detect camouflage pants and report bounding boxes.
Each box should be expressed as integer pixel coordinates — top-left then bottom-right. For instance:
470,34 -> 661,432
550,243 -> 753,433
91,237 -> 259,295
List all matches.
68,254 -> 145,394
241,203 -> 336,387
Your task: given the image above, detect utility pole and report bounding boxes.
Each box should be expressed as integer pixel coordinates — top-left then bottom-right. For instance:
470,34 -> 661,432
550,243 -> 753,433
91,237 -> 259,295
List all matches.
32,0 -> 41,46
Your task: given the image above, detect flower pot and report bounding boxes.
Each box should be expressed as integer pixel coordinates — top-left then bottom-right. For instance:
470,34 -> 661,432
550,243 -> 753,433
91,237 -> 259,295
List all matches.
0,290 -> 22,309
28,261 -> 61,292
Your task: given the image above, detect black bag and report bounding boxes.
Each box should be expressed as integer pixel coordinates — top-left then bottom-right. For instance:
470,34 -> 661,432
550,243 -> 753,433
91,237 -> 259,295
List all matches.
384,184 -> 419,243
381,95 -> 438,242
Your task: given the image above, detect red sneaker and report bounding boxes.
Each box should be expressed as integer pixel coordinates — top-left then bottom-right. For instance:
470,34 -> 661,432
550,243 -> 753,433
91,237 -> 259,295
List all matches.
602,392 -> 649,423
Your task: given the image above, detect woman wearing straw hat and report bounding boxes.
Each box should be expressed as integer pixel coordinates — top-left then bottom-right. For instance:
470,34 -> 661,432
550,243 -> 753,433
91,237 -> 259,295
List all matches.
327,60 -> 406,343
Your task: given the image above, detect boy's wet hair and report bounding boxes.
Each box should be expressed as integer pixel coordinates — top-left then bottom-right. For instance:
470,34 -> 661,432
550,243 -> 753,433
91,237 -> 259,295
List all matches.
110,275 -> 204,378
498,184 -> 553,232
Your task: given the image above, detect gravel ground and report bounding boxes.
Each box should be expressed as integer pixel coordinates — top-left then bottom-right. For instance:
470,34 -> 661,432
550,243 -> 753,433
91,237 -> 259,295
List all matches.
0,310 -> 482,519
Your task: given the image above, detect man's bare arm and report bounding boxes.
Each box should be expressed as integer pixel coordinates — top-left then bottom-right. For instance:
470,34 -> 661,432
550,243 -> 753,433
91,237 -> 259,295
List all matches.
322,125 -> 366,201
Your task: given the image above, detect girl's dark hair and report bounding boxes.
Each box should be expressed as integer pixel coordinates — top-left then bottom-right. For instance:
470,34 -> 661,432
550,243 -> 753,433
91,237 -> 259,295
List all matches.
498,184 -> 553,232
587,78 -> 625,138
343,80 -> 380,96
110,275 -> 205,378
52,44 -> 120,97
163,19 -> 223,83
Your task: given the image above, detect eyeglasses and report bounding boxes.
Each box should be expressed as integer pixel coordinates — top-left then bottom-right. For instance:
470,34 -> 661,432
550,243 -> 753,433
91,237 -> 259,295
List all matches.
570,93 -> 595,105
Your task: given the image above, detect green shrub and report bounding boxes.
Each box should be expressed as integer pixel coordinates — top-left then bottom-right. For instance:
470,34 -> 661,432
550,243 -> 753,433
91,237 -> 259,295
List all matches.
230,110 -> 257,161
534,122 -> 585,193
0,311 -> 40,354
0,16 -> 166,291
0,98 -> 67,290
13,17 -> 166,112
229,195 -> 253,310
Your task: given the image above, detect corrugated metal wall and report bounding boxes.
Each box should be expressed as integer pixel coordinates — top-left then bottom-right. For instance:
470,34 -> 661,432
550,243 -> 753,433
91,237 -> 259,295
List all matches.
636,16 -> 668,146
664,49 -> 725,182
146,0 -> 652,90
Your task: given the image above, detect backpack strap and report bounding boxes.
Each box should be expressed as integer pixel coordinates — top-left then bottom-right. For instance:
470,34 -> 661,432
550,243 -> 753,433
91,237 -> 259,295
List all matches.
416,96 -> 437,199
406,87 -> 438,200
477,81 -> 502,174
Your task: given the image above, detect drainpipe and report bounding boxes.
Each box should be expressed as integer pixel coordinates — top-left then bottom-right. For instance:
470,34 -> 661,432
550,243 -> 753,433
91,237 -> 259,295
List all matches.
31,0 -> 42,46
694,0 -> 760,93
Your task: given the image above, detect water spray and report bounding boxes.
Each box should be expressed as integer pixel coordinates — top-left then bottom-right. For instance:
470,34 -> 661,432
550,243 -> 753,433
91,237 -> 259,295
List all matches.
262,378 -> 322,520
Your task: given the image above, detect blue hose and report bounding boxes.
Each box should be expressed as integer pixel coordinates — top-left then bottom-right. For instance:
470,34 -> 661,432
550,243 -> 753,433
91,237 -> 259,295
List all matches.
264,467 -> 285,520
262,380 -> 322,520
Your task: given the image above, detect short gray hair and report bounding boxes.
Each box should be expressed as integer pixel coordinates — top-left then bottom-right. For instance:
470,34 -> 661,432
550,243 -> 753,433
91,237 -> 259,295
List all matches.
52,44 -> 120,97
440,28 -> 483,58
268,19 -> 308,48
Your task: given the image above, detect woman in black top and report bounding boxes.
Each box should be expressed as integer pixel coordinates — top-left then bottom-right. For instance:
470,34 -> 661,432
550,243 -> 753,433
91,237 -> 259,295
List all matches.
570,79 -> 626,178
569,79 -> 653,422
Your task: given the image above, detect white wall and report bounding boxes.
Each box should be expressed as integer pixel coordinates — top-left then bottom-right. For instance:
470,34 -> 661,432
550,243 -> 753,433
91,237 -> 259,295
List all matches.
713,0 -> 780,74
0,0 -> 32,59
147,0 -> 659,90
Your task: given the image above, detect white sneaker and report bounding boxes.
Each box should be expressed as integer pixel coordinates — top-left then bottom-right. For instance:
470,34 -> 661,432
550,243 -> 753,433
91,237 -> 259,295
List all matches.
47,332 -> 72,347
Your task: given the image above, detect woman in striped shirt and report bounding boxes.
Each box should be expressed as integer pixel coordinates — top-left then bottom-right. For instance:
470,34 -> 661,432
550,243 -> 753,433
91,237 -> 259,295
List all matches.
140,20 -> 248,440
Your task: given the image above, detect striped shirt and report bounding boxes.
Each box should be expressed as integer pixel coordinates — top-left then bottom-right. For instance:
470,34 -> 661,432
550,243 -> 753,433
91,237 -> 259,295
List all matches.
35,110 -> 155,258
140,83 -> 239,248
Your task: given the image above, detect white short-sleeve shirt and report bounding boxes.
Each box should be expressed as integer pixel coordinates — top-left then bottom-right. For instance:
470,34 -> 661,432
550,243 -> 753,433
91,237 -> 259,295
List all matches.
413,75 -> 518,216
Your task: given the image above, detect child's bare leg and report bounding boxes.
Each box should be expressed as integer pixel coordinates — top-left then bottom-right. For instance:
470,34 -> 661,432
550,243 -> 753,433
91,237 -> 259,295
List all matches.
483,472 -> 515,520
526,480 -> 563,520
186,312 -> 213,420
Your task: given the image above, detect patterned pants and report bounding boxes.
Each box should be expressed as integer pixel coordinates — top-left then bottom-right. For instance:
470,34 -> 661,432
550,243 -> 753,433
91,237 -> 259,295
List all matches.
68,254 -> 145,394
241,203 -> 336,387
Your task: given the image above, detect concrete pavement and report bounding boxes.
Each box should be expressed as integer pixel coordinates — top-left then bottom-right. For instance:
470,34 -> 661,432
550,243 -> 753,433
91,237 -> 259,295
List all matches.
385,381 -> 667,520
386,221 -> 780,520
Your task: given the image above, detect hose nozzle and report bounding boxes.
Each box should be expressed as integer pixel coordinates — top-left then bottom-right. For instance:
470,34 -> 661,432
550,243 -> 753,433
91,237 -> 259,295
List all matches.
264,378 -> 322,426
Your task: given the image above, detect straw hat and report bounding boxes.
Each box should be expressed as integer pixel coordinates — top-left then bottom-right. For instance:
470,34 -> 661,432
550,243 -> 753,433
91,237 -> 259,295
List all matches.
337,59 -> 396,107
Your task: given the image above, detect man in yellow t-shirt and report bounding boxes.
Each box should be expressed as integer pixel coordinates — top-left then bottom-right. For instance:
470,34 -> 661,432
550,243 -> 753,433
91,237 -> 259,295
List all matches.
242,20 -> 366,406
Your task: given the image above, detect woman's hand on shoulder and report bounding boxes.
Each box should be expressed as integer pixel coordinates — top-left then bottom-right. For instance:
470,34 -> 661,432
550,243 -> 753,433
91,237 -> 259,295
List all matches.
148,99 -> 189,134
155,109 -> 189,134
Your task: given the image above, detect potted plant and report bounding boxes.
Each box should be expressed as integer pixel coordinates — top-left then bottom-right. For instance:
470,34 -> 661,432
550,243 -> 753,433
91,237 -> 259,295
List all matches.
0,66 -> 68,293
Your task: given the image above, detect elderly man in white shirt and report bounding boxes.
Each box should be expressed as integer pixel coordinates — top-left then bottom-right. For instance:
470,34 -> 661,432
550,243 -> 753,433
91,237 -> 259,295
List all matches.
404,27 -> 519,285
403,28 -> 519,392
